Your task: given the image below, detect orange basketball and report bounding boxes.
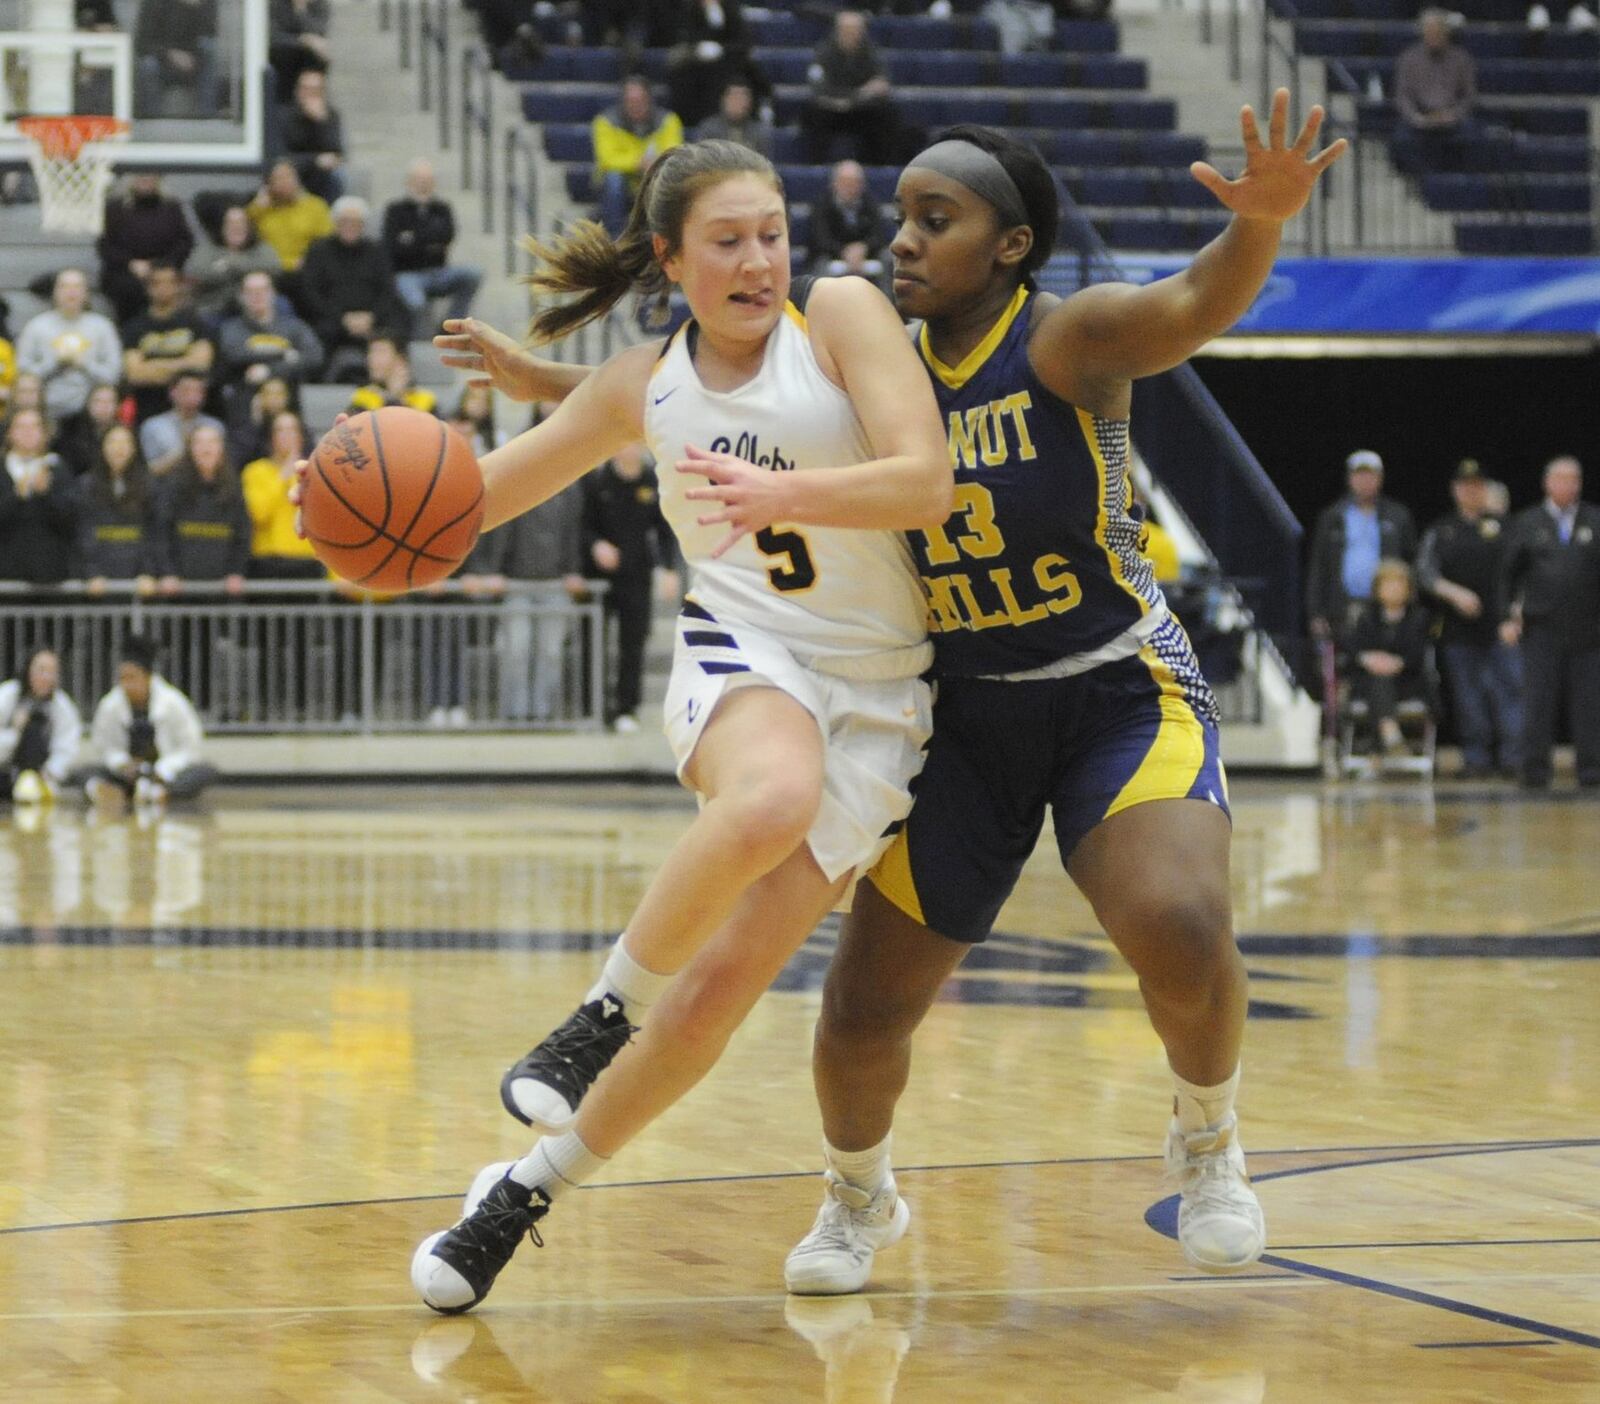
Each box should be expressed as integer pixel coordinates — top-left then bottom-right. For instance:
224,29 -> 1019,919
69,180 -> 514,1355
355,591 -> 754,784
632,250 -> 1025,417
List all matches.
302,407 -> 485,592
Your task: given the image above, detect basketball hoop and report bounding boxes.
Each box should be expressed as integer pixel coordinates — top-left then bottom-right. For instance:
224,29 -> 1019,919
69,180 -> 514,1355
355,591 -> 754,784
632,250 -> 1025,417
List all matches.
17,115 -> 130,235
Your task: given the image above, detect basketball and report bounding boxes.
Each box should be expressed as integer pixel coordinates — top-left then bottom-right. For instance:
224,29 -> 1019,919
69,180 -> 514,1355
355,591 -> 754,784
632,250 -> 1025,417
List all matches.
302,407 -> 485,592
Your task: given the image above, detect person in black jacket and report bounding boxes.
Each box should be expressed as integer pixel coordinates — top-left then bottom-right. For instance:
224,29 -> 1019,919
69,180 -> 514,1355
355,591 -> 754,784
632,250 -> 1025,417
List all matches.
282,67 -> 347,203
1305,450 -> 1417,646
667,0 -> 768,131
382,160 -> 482,334
298,198 -> 407,382
581,444 -> 679,730
133,0 -> 220,117
1498,456 -> 1600,789
800,10 -> 897,166
97,175 -> 197,323
0,408 -> 77,587
811,159 -> 888,280
52,381 -> 122,478
75,424 -> 159,591
152,423 -> 250,590
1416,459 -> 1521,778
1349,559 -> 1432,757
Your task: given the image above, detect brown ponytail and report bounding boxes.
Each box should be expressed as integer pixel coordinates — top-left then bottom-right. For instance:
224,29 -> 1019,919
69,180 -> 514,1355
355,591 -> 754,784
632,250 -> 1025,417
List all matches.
523,139 -> 784,346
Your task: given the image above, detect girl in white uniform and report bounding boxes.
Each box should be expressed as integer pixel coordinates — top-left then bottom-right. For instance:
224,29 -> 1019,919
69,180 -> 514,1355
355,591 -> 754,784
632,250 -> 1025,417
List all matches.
409,140 -> 952,1313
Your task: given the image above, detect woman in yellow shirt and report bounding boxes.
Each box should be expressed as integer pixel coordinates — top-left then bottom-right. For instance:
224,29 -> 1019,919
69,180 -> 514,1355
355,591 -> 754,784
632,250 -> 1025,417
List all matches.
241,410 -> 323,577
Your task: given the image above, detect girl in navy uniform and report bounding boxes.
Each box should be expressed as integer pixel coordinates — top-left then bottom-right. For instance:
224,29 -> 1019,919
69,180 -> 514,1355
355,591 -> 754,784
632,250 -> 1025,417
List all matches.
433,92 -> 1344,1290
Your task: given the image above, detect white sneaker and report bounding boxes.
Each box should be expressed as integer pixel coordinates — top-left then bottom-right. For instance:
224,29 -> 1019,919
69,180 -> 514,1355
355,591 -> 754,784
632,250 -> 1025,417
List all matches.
133,775 -> 167,808
427,707 -> 449,729
784,1173 -> 911,1295
612,713 -> 640,734
1164,1114 -> 1266,1272
447,705 -> 469,728
1569,4 -> 1597,29
1529,3 -> 1552,28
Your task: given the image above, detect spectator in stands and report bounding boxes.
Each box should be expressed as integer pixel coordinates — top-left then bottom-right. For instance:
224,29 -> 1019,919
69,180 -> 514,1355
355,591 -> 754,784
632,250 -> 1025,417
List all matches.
0,305 -> 15,417
0,647 -> 81,804
811,159 -> 888,280
152,423 -> 249,597
75,423 -> 158,592
269,0 -> 332,99
693,80 -> 774,159
75,0 -> 117,29
282,67 -> 347,204
243,410 -> 323,578
299,196 -> 408,382
1392,7 -> 1479,177
227,375 -> 296,470
800,10 -> 897,167
1306,450 -> 1417,645
16,269 -> 123,422
592,76 -> 685,238
382,159 -> 483,336
452,384 -> 504,455
53,380 -> 123,477
667,0 -> 764,131
579,0 -> 682,48
218,269 -> 324,396
1350,559 -> 1433,757
1417,459 -> 1522,779
134,0 -> 221,118
472,420 -> 588,722
121,264 -> 216,424
86,634 -> 217,807
98,175 -> 197,324
982,0 -> 1057,56
140,371 -> 225,477
1,407 -> 77,585
347,336 -> 439,416
192,206 -> 283,322
582,442 -> 678,731
249,160 -> 335,276
5,373 -> 43,423
1499,455 -> 1600,789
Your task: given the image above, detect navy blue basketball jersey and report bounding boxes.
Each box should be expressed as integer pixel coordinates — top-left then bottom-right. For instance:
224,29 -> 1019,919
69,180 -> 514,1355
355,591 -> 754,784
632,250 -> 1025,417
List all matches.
911,286 -> 1165,677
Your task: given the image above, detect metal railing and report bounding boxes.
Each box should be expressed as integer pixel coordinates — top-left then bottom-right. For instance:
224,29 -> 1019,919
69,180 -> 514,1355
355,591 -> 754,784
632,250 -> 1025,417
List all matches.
504,124 -> 539,276
0,580 -> 611,735
417,0 -> 451,151
461,44 -> 495,234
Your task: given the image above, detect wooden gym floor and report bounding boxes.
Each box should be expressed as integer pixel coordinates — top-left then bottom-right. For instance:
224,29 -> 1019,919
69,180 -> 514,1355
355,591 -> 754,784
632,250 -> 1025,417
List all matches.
0,779 -> 1596,1403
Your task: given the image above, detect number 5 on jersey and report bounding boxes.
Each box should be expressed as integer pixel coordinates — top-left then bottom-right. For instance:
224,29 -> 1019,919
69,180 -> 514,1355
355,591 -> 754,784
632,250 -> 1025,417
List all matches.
756,526 -> 817,592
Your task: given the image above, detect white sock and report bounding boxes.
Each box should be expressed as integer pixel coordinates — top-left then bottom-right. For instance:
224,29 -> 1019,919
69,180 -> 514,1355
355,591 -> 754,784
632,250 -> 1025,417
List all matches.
509,1131 -> 606,1199
1172,1064 -> 1240,1134
585,933 -> 675,1018
825,1133 -> 893,1194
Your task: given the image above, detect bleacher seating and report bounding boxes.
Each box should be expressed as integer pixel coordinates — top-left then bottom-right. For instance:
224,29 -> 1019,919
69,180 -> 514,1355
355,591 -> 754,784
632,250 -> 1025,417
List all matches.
510,11 -> 1229,256
1277,4 -> 1597,253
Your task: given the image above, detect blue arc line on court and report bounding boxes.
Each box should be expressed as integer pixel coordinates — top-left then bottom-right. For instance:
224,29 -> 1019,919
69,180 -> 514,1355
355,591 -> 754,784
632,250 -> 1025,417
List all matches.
1414,1340 -> 1558,1349
1144,1139 -> 1600,1351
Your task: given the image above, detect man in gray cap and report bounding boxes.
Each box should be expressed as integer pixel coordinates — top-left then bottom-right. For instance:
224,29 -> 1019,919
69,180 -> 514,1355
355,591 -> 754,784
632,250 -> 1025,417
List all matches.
1306,449 -> 1417,645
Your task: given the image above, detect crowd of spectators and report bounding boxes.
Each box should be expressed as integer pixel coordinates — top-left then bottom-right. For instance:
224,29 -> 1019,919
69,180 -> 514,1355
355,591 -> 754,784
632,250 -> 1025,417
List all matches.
1308,452 -> 1600,786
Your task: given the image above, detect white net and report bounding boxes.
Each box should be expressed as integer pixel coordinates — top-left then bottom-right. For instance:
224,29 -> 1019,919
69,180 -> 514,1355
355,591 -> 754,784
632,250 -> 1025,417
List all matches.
22,122 -> 128,236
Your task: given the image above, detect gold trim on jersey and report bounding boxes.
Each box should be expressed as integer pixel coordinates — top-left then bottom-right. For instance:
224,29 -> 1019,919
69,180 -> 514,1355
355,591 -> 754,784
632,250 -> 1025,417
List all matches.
783,300 -> 808,332
867,829 -> 925,924
649,324 -> 689,380
1103,643 -> 1208,822
919,286 -> 1030,390
1076,406 -> 1151,616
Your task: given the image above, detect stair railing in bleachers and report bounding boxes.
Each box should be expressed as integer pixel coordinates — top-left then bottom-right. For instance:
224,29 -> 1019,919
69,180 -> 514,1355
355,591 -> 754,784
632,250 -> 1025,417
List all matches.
461,44 -> 495,235
417,0 -> 451,152
1052,201 -> 1305,661
503,124 -> 539,276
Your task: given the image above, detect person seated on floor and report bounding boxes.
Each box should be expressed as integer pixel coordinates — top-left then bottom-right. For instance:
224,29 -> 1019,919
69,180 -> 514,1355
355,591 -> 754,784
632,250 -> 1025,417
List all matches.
1349,558 -> 1432,756
86,634 -> 217,808
346,335 -> 439,416
0,646 -> 82,804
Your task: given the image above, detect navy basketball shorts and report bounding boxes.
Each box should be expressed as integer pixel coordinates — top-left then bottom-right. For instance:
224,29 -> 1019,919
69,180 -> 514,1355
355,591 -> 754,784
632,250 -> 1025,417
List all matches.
868,618 -> 1230,944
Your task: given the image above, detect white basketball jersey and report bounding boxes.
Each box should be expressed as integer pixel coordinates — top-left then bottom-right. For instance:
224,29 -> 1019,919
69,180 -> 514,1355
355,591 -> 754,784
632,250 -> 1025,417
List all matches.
645,293 -> 931,676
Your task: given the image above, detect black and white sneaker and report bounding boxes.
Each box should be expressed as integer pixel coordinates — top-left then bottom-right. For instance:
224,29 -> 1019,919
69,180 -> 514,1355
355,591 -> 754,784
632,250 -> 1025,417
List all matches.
499,995 -> 638,1130
412,1161 -> 553,1314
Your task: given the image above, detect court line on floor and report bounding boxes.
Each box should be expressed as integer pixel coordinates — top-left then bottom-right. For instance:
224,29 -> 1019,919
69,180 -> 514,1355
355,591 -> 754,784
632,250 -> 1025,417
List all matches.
1145,1140 -> 1600,1351
0,1275 -> 1321,1325
4,1137 -> 1593,1240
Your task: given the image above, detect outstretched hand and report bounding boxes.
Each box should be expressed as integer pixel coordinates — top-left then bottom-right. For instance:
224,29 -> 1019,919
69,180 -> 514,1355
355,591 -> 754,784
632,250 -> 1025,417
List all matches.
678,444 -> 792,558
1190,88 -> 1347,223
435,318 -> 542,400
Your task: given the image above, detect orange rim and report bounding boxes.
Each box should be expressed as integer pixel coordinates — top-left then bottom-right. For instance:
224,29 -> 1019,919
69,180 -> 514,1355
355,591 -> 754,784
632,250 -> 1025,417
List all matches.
17,115 -> 129,161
